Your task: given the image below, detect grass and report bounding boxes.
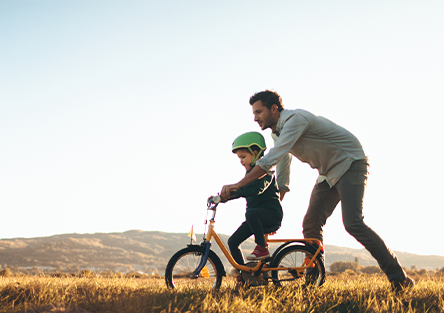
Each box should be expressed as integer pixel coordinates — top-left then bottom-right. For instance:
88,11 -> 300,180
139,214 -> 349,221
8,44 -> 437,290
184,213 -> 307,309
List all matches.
0,274 -> 443,312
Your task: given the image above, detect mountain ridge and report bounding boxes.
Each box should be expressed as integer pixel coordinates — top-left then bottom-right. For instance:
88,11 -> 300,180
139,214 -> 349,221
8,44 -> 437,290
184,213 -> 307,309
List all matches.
0,230 -> 442,272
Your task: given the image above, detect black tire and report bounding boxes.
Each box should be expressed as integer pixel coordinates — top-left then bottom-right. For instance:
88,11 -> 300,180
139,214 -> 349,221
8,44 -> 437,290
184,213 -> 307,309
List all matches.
165,245 -> 225,290
270,245 -> 325,288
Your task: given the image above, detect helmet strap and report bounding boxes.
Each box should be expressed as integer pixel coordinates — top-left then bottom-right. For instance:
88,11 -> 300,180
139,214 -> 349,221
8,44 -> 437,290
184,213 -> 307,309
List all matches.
249,148 -> 263,167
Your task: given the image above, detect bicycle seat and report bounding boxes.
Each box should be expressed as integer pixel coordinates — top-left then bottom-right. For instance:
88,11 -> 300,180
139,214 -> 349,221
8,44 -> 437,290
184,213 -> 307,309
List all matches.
265,231 -> 278,236
263,225 -> 280,235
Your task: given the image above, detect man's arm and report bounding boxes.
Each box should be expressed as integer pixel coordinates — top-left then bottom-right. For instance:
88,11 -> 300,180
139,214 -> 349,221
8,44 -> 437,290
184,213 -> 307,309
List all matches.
255,112 -> 308,175
220,165 -> 266,200
272,132 -> 292,202
221,112 -> 305,201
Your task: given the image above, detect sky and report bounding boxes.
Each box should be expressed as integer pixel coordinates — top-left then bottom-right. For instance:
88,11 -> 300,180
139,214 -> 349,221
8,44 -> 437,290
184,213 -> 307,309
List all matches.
1,1 -> 444,257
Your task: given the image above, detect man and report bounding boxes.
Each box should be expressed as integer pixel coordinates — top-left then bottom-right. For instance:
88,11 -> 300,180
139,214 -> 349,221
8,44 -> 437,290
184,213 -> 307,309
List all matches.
221,90 -> 414,290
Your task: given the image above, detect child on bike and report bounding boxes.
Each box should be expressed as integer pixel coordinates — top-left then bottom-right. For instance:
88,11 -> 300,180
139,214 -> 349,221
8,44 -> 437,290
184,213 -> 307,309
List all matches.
215,131 -> 283,264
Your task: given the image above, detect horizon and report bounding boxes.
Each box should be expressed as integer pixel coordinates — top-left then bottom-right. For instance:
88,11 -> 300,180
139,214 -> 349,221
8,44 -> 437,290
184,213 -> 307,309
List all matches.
2,228 -> 443,258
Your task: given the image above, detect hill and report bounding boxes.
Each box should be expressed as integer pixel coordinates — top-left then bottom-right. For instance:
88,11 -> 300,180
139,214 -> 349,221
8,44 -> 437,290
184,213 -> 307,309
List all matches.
0,230 -> 442,273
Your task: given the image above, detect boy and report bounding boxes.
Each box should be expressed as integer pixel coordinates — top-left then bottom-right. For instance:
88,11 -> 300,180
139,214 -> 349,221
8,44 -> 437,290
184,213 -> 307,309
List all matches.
216,131 -> 283,263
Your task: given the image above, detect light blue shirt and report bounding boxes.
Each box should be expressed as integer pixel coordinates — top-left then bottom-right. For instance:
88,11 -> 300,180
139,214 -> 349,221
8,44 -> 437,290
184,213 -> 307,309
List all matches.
256,109 -> 366,188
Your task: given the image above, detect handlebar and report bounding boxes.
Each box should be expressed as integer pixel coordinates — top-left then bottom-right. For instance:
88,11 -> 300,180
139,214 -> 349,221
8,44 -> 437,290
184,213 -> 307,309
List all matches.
207,195 -> 221,210
211,195 -> 222,204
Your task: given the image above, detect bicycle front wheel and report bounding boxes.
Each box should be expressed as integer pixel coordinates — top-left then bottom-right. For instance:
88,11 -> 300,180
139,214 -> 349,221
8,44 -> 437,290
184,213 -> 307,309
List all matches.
271,245 -> 325,288
165,245 -> 224,290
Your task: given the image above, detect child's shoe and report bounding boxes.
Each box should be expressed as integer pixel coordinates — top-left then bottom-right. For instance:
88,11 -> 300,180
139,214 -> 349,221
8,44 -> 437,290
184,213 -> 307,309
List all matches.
233,273 -> 246,291
246,245 -> 270,260
235,274 -> 244,286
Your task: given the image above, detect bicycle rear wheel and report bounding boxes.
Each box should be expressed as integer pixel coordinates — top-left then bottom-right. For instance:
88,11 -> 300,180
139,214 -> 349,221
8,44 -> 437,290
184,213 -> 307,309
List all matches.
270,245 -> 325,288
165,245 -> 224,290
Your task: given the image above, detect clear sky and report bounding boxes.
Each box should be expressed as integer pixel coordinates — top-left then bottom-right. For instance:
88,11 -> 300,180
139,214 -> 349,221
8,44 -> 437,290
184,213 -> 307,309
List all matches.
1,1 -> 443,257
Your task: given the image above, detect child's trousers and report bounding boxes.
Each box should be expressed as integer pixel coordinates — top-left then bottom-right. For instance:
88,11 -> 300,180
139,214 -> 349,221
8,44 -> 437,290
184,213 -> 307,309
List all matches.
228,207 -> 282,265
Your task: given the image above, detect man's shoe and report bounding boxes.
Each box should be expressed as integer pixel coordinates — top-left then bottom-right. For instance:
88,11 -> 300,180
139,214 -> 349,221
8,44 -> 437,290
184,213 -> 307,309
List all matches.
246,245 -> 270,260
391,275 -> 415,291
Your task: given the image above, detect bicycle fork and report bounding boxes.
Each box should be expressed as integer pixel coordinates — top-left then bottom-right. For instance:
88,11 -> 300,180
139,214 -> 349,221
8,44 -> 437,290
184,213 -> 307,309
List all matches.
191,241 -> 211,278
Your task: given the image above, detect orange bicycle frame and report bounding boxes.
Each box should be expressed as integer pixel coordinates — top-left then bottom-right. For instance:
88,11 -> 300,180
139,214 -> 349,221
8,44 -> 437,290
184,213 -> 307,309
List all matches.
205,218 -> 323,274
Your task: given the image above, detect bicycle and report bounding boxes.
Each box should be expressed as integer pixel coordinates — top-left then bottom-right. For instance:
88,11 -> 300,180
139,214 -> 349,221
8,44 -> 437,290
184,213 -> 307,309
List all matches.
165,196 -> 326,290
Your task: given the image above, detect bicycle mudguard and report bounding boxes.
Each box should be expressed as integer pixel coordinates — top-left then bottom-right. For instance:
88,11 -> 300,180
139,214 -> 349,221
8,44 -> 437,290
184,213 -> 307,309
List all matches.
191,241 -> 212,278
304,241 -> 324,256
271,240 -> 323,260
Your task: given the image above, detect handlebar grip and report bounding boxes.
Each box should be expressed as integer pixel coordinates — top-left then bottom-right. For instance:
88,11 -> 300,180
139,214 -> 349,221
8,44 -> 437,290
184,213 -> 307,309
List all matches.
212,195 -> 222,204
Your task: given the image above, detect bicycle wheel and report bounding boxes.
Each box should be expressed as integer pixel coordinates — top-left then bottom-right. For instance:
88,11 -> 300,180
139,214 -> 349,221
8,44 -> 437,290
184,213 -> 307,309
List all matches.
165,245 -> 225,290
270,245 -> 325,288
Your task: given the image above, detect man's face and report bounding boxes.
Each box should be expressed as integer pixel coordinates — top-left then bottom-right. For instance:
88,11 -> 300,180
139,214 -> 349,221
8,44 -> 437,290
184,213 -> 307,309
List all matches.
252,100 -> 276,131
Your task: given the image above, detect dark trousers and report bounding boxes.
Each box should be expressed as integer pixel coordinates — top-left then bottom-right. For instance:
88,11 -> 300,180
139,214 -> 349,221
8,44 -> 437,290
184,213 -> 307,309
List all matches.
228,207 -> 282,265
302,159 -> 406,282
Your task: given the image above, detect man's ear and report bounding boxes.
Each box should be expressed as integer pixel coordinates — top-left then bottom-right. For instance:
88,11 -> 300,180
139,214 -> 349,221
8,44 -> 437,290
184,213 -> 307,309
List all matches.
271,103 -> 278,113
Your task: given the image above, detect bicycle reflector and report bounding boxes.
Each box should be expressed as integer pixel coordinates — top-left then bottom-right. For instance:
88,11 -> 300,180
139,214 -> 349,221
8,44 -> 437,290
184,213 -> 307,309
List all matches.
200,266 -> 210,278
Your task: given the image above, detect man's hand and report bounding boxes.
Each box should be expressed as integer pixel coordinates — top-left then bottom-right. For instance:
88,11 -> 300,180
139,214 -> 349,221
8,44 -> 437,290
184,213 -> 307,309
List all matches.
221,184 -> 239,201
279,190 -> 286,201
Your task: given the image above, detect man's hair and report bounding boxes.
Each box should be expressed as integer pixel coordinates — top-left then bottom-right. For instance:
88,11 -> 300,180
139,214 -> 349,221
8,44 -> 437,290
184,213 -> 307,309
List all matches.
249,90 -> 284,112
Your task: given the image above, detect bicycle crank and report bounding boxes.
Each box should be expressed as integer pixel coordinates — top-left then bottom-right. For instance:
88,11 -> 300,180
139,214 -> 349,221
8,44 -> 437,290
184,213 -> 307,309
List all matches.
241,262 -> 270,287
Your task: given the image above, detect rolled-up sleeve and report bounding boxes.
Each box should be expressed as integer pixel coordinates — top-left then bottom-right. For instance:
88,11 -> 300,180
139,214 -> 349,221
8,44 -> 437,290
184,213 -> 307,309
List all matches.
256,112 -> 309,175
272,133 -> 291,192
276,152 -> 292,192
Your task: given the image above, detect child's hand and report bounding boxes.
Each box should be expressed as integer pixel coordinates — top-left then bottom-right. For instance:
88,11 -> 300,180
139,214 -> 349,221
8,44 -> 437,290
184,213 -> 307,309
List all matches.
221,184 -> 238,201
207,195 -> 225,205
207,196 -> 214,204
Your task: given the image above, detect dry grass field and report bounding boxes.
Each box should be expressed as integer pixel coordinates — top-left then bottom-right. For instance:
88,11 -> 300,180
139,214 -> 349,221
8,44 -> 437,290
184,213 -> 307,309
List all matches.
0,273 -> 443,313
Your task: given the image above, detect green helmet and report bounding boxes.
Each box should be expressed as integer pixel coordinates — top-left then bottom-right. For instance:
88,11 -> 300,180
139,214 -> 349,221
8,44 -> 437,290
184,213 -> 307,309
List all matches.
231,131 -> 267,166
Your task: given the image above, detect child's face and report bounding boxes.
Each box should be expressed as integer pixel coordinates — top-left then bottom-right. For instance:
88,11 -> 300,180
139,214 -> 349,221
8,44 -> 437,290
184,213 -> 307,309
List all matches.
235,149 -> 256,170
